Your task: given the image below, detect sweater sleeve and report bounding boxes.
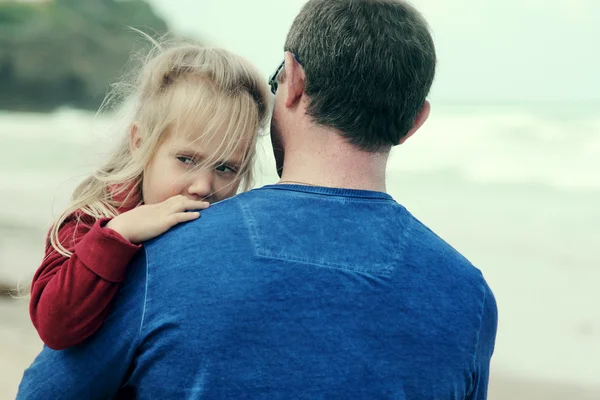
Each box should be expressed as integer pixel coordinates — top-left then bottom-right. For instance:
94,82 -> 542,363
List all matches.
30,216 -> 141,350
467,281 -> 499,400
18,249 -> 148,400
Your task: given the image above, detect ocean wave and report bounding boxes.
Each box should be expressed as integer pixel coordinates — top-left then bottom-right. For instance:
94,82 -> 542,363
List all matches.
0,109 -> 116,144
1,107 -> 599,206
388,108 -> 600,191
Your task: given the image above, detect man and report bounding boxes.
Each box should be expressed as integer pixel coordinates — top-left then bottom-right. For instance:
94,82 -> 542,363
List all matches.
18,0 -> 497,399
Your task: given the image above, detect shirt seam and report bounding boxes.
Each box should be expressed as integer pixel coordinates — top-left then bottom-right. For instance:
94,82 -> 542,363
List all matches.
253,250 -> 394,278
398,207 -> 413,264
239,198 -> 260,255
138,246 -> 149,342
467,275 -> 487,397
260,186 -> 394,201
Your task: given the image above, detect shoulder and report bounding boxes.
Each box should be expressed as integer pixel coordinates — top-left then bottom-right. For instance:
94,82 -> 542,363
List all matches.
144,191 -> 258,252
403,210 -> 478,272
400,209 -> 492,302
399,210 -> 498,349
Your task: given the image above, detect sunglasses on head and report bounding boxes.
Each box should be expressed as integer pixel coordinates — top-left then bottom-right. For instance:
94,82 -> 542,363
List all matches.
268,53 -> 302,95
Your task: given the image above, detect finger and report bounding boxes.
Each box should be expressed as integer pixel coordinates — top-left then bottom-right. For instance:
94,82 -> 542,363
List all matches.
167,211 -> 201,227
187,200 -> 210,211
172,200 -> 209,212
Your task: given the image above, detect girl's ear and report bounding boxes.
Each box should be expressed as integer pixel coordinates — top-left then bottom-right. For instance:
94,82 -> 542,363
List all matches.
129,122 -> 142,155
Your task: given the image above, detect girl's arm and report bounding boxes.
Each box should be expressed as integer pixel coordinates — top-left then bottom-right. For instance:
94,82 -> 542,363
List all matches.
30,216 -> 141,350
31,195 -> 208,349
19,250 -> 148,400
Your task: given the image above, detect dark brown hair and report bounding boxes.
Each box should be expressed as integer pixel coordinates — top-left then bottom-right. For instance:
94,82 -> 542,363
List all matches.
285,0 -> 436,151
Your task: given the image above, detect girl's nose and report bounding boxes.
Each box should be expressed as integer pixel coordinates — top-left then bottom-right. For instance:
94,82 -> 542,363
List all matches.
187,171 -> 214,201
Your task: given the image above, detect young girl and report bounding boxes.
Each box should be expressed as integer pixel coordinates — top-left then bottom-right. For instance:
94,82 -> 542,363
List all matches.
29,39 -> 270,350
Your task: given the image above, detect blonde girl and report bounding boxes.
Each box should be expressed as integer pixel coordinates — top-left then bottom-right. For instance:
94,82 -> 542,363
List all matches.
29,39 -> 270,350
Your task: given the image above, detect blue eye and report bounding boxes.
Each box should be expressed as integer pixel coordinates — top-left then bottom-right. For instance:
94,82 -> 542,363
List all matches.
177,156 -> 195,165
216,164 -> 237,174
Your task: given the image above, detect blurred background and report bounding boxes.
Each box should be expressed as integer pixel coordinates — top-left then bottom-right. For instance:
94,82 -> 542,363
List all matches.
1,0 -> 599,398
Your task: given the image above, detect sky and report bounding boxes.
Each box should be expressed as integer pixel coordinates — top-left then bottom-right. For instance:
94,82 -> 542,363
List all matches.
147,0 -> 600,105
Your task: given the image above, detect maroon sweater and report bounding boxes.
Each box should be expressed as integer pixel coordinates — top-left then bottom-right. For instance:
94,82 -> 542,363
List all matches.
30,211 -> 141,350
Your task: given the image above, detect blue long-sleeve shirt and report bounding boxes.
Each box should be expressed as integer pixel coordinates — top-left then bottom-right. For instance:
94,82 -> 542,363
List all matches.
18,184 -> 497,399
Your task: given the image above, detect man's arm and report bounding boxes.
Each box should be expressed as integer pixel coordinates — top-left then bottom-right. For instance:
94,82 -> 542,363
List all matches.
467,281 -> 499,399
17,250 -> 148,400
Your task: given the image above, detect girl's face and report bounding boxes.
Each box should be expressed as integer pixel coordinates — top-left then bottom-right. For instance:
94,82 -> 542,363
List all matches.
135,126 -> 249,205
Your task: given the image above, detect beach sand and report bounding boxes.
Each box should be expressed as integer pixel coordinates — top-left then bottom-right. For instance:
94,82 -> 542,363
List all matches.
0,299 -> 42,399
488,376 -> 600,400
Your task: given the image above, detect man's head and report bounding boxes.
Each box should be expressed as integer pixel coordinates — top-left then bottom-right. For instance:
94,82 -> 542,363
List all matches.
270,0 -> 436,173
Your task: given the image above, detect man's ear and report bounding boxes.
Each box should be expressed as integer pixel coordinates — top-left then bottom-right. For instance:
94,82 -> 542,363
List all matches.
399,100 -> 431,145
282,51 -> 305,108
129,122 -> 142,155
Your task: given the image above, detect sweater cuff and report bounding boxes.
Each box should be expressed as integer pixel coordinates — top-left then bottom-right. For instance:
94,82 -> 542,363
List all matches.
74,218 -> 141,283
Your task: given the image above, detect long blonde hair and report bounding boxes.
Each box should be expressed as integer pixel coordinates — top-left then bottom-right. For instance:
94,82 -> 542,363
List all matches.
50,37 -> 270,257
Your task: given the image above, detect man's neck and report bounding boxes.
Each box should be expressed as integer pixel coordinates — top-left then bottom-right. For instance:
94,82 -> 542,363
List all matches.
278,128 -> 389,193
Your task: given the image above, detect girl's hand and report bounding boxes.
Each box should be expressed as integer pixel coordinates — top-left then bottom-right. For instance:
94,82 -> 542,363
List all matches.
105,195 -> 209,244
